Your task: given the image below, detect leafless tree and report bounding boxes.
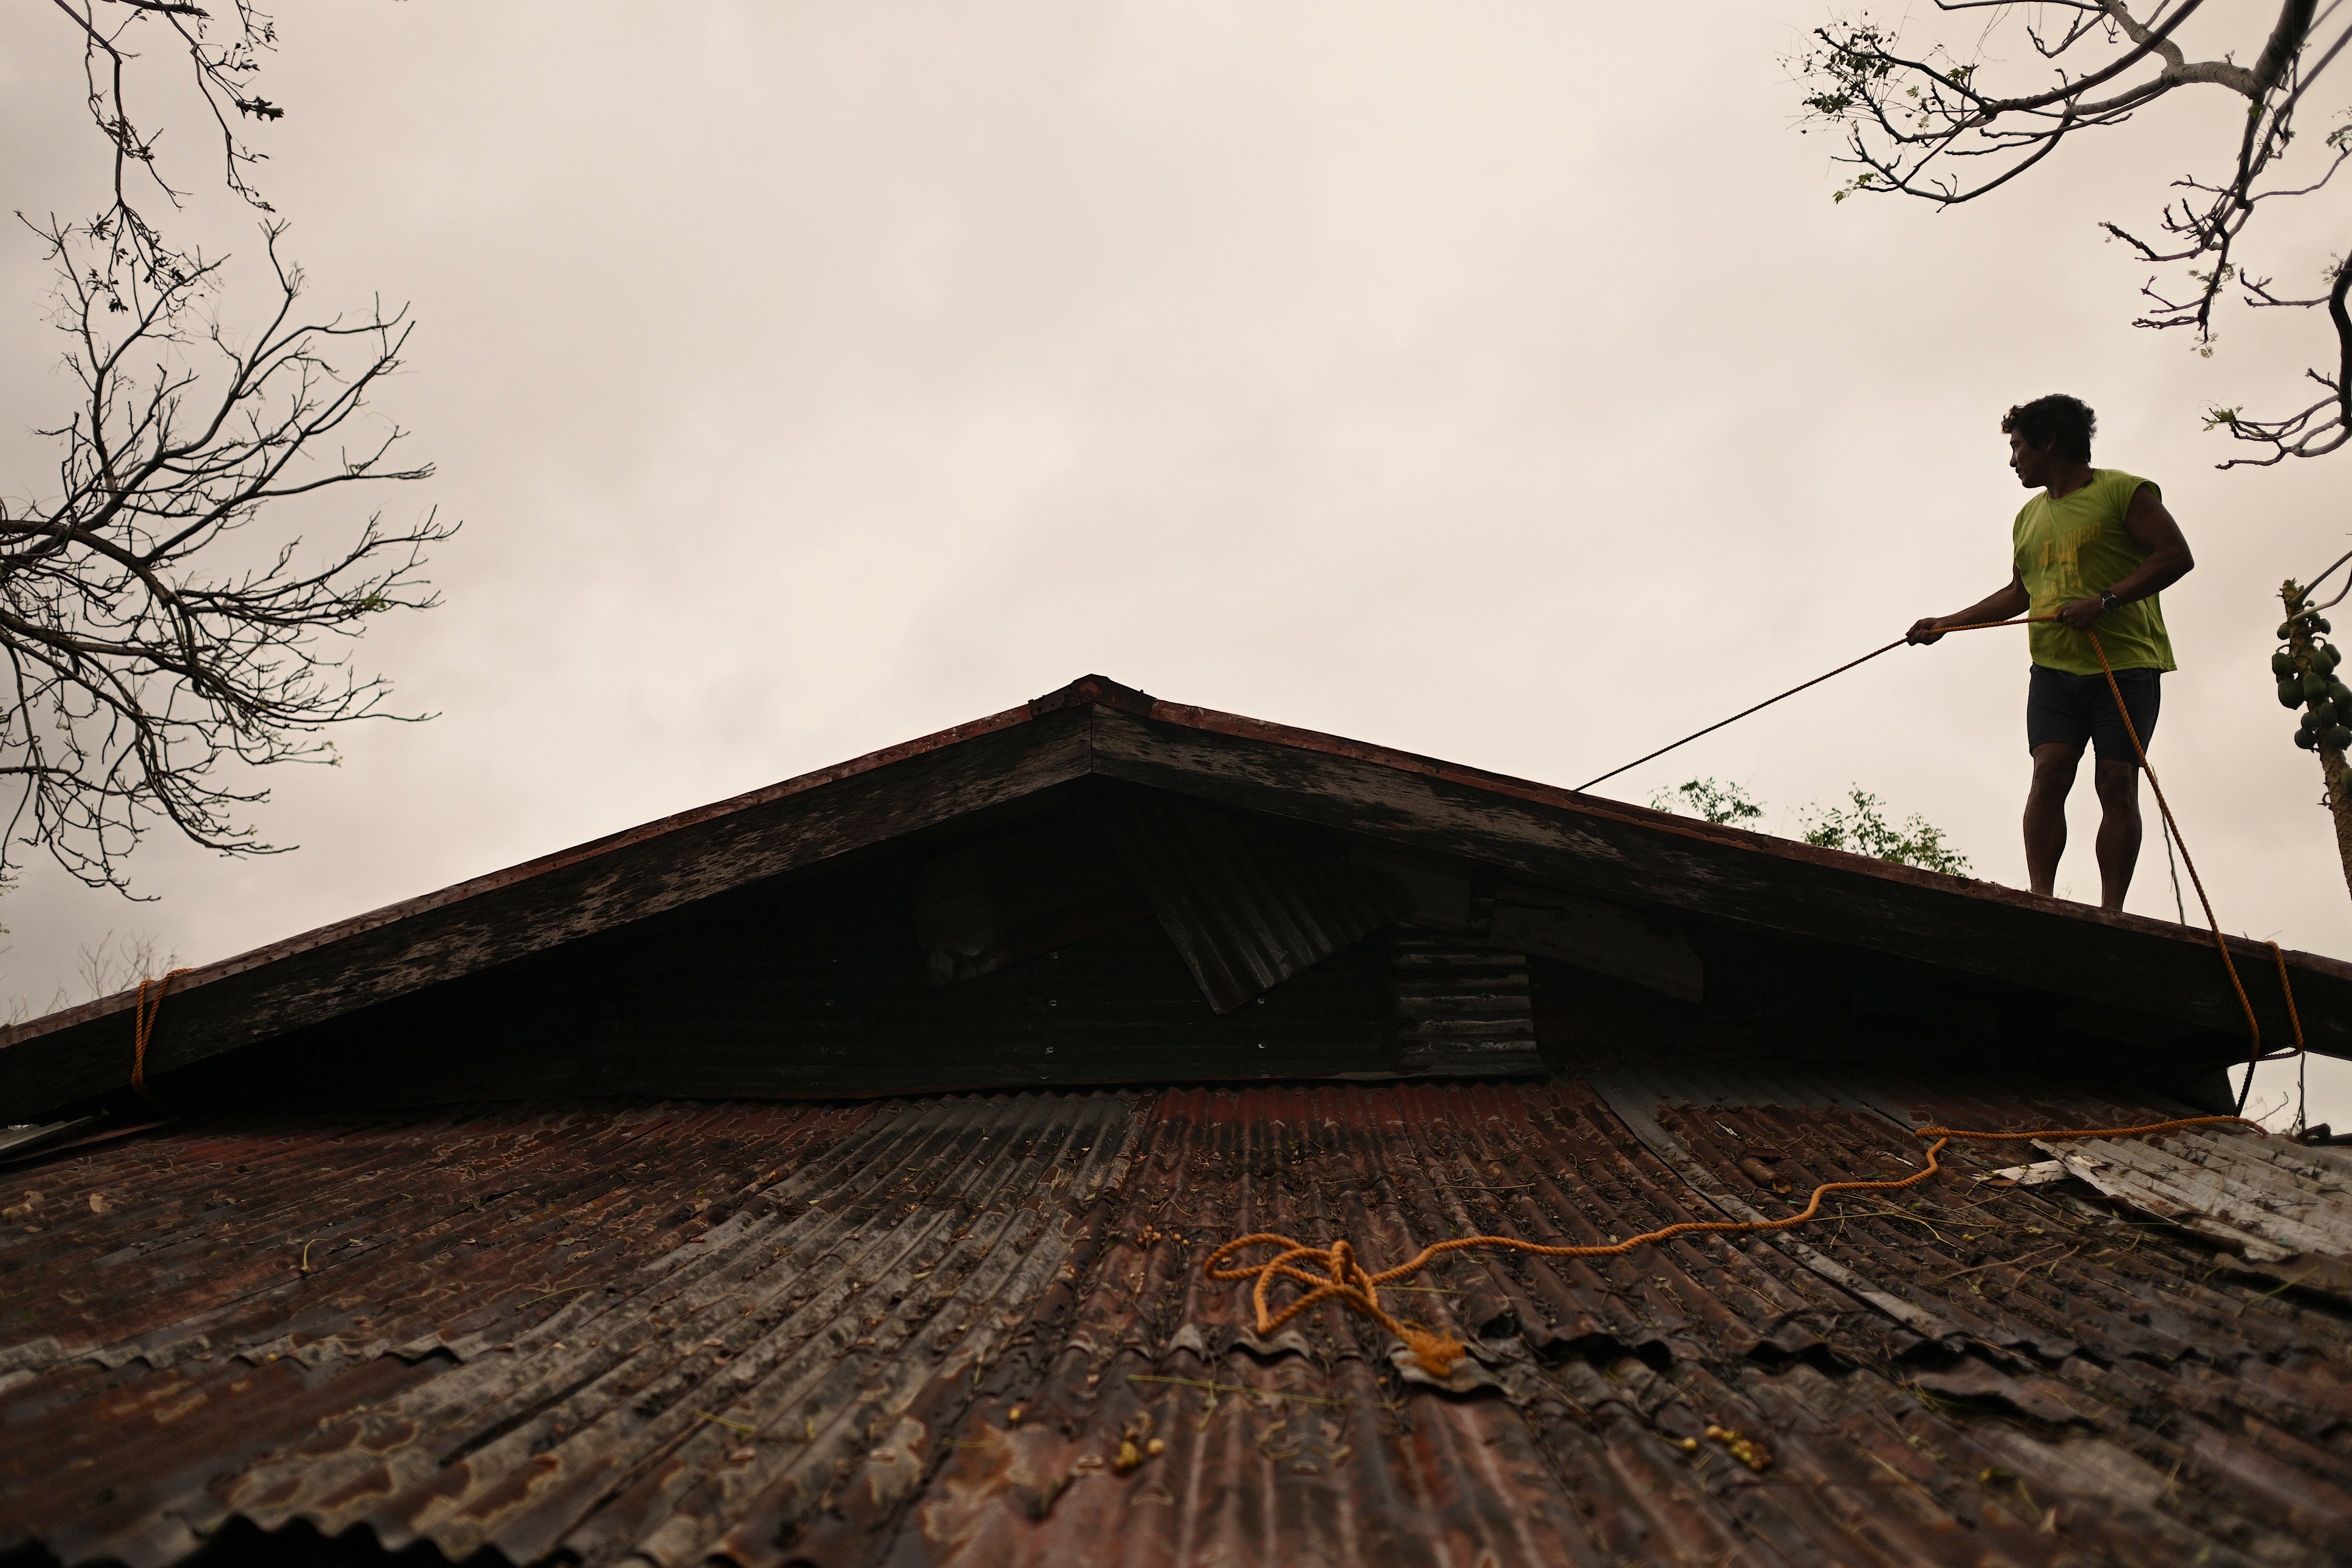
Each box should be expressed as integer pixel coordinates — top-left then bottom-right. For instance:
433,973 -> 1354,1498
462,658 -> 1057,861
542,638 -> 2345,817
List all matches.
9,4 -> 450,894
72,930 -> 176,1004
1796,2 -> 2351,466
3,217 -> 452,893
0,931 -> 178,1024
50,0 -> 287,302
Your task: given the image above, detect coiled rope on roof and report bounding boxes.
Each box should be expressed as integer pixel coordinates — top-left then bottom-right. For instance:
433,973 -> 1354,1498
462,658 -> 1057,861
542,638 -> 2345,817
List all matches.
1205,1115 -> 2269,1379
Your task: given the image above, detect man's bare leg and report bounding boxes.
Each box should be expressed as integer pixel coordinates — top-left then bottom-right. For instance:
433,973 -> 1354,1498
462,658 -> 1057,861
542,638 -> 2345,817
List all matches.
2025,741 -> 2080,896
2093,757 -> 2142,913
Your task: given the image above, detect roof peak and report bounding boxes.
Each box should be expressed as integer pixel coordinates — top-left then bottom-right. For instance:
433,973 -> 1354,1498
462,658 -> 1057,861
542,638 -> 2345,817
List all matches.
1029,673 -> 1155,716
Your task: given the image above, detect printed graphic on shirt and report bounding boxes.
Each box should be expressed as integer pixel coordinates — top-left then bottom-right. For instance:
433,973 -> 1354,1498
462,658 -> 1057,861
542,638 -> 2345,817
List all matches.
2010,469 -> 2176,677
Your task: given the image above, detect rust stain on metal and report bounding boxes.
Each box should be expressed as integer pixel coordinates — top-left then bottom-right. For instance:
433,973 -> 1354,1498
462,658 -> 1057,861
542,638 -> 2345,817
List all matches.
3,1074 -> 2350,1566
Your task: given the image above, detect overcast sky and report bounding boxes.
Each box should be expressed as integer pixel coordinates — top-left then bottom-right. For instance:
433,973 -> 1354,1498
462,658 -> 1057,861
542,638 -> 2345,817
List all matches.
4,2 -> 2346,1123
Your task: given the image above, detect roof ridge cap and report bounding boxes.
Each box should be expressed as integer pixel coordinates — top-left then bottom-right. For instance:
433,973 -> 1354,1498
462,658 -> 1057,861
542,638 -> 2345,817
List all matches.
1029,673 -> 1154,716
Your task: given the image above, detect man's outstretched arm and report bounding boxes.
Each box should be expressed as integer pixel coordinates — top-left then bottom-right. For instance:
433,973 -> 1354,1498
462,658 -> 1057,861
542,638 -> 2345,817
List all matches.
1910,570 -> 2029,644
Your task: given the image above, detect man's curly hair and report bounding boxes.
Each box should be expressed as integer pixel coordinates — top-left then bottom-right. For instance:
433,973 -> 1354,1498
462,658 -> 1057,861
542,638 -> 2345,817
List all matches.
2000,394 -> 2096,463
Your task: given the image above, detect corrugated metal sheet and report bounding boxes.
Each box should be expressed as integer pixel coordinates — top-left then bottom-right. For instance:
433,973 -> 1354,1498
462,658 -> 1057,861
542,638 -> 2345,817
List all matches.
1390,936 -> 1541,1077
6,1075 -> 2352,1566
1108,800 -> 1395,1013
0,1095 -> 1136,1568
1596,1060 -> 2352,1286
2031,1127 -> 2352,1282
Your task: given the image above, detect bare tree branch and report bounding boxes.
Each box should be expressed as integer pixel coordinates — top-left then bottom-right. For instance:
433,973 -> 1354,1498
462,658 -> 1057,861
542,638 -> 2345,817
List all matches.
1794,1 -> 2349,466
1,216 -> 455,893
46,0 -> 285,305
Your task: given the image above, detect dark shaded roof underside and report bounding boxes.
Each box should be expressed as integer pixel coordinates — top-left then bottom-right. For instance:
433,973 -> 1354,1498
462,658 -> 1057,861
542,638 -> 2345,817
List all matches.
6,677 -> 2347,1122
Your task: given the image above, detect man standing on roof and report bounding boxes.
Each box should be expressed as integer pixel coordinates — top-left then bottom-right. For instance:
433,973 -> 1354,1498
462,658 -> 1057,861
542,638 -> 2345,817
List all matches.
1907,394 -> 2195,913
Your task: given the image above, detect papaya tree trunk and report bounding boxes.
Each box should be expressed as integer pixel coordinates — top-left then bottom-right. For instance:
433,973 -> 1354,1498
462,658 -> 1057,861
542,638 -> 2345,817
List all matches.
2282,581 -> 2352,901
2320,745 -> 2352,901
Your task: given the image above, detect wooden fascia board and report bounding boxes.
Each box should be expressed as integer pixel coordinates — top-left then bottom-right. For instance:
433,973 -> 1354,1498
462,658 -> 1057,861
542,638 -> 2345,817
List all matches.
0,709 -> 1092,1117
1087,706 -> 2347,1057
6,681 -> 2343,1122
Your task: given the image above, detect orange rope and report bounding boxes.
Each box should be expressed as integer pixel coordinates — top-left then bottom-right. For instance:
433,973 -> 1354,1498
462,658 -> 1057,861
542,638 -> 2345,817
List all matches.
1211,620 -> 2320,1375
2082,631 -> 2289,1114
2271,942 -> 2306,1053
130,968 -> 194,1111
1204,1116 -> 2260,1375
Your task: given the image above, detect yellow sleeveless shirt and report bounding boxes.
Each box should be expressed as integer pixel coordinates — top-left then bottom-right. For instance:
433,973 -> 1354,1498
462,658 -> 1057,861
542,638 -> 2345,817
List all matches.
2012,469 -> 2176,675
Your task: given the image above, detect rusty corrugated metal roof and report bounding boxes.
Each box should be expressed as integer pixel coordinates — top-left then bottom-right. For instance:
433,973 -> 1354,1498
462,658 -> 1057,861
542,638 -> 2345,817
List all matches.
2026,1126 -> 2352,1281
6,1071 -> 2352,1566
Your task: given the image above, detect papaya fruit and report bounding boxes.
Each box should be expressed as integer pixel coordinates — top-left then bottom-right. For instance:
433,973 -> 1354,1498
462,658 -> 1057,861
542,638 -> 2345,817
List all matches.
2306,671 -> 2333,701
2319,617 -> 2335,635
2326,643 -> 2345,670
2297,728 -> 2320,750
2282,678 -> 2306,707
2330,724 -> 2352,751
2275,650 -> 2300,677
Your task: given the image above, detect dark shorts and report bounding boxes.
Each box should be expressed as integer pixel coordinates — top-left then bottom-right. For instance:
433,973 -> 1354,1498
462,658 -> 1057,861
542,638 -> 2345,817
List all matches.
2027,664 -> 2161,760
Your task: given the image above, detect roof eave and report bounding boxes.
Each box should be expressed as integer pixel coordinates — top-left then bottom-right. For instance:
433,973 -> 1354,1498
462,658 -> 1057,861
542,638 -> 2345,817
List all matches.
4,674 -> 2344,1119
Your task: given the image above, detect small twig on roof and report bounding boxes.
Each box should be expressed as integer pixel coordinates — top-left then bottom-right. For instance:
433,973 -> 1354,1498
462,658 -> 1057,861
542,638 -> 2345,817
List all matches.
2234,1273 -> 2308,1316
515,1286 -> 593,1311
1931,1243 -> 2066,1283
1126,1374 -> 1346,1407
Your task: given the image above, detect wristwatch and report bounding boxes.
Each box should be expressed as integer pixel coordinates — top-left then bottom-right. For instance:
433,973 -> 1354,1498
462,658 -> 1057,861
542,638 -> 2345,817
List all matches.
2099,589 -> 2124,614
